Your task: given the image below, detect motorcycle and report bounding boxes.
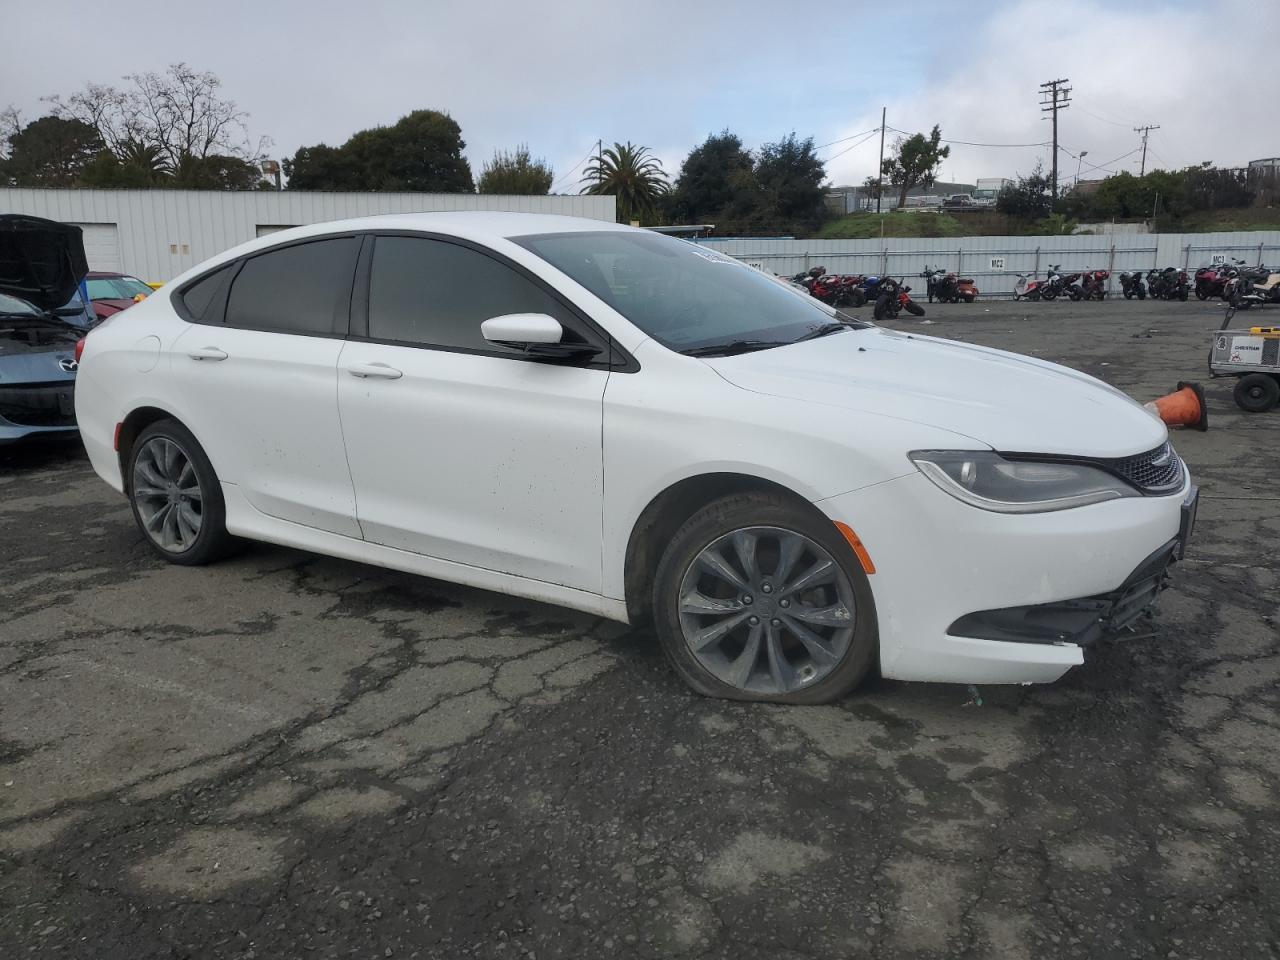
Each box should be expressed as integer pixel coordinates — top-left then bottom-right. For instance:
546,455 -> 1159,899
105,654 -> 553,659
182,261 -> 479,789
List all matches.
1037,265 -> 1075,301
1224,264 -> 1274,309
1194,260 -> 1241,300
1119,271 -> 1146,300
920,266 -> 979,303
1013,272 -> 1049,301
1146,266 -> 1187,301
872,277 -> 926,321
1080,268 -> 1109,300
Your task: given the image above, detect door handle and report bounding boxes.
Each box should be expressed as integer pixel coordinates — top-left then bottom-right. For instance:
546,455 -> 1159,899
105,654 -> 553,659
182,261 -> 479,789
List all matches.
188,346 -> 228,361
347,362 -> 403,380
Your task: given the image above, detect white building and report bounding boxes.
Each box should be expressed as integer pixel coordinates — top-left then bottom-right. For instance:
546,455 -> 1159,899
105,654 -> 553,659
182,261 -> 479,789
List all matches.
0,188 -> 617,282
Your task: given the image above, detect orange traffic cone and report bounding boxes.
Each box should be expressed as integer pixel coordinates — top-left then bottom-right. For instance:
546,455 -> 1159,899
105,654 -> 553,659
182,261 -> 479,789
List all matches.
1144,381 -> 1208,431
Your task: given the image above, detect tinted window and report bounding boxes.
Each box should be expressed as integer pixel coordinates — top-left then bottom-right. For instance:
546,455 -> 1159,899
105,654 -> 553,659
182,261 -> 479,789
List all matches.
368,236 -> 579,351
225,237 -> 359,335
180,266 -> 231,323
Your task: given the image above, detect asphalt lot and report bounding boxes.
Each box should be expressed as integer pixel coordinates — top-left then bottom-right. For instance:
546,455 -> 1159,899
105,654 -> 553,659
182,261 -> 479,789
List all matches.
1,296 -> 1277,960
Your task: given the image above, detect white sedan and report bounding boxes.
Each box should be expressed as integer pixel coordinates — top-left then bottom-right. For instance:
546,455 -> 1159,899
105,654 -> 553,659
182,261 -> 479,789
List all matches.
75,213 -> 1196,704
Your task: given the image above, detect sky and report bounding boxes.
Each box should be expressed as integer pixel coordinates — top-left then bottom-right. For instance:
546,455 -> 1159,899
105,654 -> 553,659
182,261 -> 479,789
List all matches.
3,0 -> 1275,192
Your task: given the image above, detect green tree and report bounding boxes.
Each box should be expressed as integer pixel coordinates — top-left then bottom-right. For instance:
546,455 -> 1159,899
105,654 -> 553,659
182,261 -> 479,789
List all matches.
668,131 -> 755,224
478,145 -> 553,195
1182,163 -> 1252,210
3,115 -> 104,186
753,133 -> 827,234
285,110 -> 473,192
881,126 -> 950,209
171,151 -> 265,189
582,142 -> 670,223
996,164 -> 1053,220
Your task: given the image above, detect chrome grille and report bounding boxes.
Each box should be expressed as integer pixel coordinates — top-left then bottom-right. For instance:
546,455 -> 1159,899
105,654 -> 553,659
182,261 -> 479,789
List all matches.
1100,442 -> 1184,494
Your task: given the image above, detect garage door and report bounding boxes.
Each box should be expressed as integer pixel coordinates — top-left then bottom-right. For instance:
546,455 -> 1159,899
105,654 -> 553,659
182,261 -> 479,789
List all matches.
256,224 -> 300,238
70,223 -> 122,272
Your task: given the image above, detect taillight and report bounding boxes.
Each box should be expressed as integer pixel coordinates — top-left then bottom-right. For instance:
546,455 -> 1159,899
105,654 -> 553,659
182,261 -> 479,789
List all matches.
74,338 -> 86,363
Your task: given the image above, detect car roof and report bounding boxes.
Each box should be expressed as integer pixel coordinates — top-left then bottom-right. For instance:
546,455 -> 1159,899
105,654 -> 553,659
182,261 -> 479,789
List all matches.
256,211 -> 631,244
86,271 -> 140,279
167,212 -> 637,290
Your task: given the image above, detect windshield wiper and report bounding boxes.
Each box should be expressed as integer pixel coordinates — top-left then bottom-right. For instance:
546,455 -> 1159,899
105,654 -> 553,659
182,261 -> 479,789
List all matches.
794,322 -> 851,342
680,339 -> 790,358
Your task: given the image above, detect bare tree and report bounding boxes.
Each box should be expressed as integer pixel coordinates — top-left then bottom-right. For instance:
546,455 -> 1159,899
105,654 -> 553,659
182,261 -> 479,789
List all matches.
0,105 -> 22,158
48,64 -> 267,168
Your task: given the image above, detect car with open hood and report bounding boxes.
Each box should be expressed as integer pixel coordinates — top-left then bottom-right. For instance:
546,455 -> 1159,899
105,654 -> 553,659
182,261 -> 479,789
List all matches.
0,215 -> 95,445
74,213 -> 1195,703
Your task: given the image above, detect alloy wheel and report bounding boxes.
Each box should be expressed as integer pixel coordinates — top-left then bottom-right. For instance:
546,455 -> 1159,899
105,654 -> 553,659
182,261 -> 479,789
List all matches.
132,436 -> 204,553
677,526 -> 857,695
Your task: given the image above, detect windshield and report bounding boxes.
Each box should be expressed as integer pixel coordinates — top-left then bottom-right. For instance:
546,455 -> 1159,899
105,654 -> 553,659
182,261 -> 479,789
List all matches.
0,292 -> 41,317
514,230 -> 863,354
87,276 -> 151,300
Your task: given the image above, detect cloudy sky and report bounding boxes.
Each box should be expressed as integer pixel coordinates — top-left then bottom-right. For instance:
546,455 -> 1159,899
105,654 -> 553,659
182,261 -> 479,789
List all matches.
4,0 -> 1274,191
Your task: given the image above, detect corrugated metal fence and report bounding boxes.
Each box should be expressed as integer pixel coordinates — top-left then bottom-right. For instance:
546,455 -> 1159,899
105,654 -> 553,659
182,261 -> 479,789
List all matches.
696,232 -> 1280,298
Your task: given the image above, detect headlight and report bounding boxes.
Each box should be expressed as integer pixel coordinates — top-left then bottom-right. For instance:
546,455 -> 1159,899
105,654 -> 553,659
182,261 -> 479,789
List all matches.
909,451 -> 1135,513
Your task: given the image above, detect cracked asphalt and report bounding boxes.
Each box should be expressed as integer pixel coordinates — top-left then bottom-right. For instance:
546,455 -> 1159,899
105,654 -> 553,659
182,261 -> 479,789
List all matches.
1,297 -> 1277,959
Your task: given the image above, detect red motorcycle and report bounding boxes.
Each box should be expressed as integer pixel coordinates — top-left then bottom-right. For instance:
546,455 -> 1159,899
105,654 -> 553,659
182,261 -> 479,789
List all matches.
1195,260 -> 1241,300
872,277 -> 926,320
1080,269 -> 1110,300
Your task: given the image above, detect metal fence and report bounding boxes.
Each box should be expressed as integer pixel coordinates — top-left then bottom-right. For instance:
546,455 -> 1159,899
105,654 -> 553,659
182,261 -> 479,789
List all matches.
696,231 -> 1280,298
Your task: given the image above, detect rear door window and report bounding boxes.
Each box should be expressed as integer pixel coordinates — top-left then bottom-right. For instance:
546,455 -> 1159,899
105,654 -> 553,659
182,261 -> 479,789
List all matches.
224,237 -> 359,335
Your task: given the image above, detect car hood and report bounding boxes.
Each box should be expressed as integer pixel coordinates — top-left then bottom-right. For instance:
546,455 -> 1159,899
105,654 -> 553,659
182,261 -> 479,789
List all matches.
91,298 -> 135,315
0,215 -> 89,312
704,326 -> 1166,458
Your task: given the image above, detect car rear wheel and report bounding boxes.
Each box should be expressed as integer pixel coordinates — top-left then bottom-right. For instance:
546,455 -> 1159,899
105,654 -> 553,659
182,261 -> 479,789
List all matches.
652,492 -> 877,704
128,419 -> 237,565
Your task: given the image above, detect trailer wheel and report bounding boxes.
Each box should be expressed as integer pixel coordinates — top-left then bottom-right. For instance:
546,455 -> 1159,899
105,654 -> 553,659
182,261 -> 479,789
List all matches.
1234,374 -> 1280,413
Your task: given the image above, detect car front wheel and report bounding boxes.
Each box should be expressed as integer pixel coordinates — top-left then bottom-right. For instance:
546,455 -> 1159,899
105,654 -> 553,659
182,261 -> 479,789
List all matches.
652,492 -> 877,704
128,419 -> 237,565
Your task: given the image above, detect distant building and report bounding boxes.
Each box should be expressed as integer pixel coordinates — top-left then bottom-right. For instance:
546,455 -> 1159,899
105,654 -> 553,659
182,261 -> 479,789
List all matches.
1248,157 -> 1280,174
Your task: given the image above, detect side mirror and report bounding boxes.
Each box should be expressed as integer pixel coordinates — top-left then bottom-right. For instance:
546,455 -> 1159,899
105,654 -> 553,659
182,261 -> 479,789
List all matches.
480,313 -> 602,359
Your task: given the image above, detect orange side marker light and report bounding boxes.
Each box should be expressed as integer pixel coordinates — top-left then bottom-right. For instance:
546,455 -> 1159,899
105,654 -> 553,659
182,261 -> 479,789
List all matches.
833,521 -> 876,575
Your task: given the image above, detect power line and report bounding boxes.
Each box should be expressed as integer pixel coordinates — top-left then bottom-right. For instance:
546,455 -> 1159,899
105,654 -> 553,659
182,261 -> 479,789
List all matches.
884,126 -> 1047,148
550,146 -> 597,192
815,128 -> 878,150
1075,104 -> 1132,128
822,129 -> 880,162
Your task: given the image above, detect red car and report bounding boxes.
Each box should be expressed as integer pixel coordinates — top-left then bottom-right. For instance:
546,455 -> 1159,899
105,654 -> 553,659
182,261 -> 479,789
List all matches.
85,271 -> 154,318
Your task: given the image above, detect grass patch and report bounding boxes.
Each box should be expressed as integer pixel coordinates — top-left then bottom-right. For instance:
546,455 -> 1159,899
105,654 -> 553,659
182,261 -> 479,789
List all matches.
815,212 -> 971,239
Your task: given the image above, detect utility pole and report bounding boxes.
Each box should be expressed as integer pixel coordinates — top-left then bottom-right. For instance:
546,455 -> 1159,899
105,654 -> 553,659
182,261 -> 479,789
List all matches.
876,107 -> 886,215
1039,78 -> 1071,198
596,138 -> 604,187
1134,125 -> 1159,176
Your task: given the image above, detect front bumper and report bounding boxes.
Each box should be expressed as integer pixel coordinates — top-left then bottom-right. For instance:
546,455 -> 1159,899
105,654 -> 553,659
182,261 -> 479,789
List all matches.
816,470 -> 1191,684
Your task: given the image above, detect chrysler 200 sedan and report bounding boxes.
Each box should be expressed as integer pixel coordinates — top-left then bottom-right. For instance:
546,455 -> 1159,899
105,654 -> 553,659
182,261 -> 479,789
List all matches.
75,213 -> 1196,704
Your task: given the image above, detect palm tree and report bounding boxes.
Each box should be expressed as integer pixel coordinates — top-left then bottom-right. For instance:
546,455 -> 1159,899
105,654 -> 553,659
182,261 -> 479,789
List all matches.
581,142 -> 670,223
117,139 -> 171,184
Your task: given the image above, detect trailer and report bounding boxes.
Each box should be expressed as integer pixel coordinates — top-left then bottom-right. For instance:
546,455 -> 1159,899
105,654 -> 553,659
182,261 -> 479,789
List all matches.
1209,306 -> 1280,411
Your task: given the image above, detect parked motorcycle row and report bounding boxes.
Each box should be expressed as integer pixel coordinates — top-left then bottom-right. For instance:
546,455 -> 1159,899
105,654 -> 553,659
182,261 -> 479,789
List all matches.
1013,265 -> 1111,302
787,258 -> 1280,315
787,266 -> 974,321
1193,259 -> 1280,309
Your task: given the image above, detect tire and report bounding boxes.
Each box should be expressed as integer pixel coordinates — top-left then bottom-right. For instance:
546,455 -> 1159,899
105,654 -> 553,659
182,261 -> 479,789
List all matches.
127,419 -> 238,565
905,301 -> 926,317
849,288 -> 867,308
1137,287 -> 1146,300
1234,374 -> 1280,412
873,296 -> 893,322
1124,289 -> 1133,300
651,490 -> 878,704
1196,287 -> 1208,301
1041,286 -> 1058,301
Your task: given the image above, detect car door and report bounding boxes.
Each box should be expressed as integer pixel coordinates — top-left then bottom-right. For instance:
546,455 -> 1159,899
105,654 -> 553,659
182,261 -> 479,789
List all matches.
170,234 -> 363,539
336,233 -> 611,593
